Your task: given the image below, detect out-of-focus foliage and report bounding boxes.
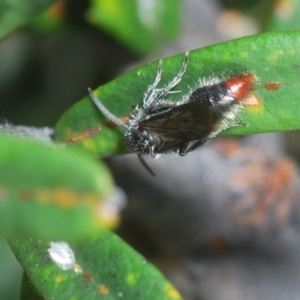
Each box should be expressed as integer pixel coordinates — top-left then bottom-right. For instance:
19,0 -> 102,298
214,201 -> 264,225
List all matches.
2,0 -> 300,299
87,0 -> 181,55
0,0 -> 57,39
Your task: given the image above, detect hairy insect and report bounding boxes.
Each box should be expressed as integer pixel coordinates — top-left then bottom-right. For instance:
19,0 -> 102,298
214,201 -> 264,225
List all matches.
89,51 -> 256,175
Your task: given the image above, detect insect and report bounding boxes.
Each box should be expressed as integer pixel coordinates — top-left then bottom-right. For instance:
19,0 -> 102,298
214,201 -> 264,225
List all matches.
88,51 -> 256,175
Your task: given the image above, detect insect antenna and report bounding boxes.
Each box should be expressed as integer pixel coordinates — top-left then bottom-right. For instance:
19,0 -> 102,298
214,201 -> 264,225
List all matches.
89,88 -> 156,176
88,88 -> 126,127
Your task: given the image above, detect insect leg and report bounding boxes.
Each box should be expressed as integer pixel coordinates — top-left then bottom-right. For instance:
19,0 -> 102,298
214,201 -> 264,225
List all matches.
143,59 -> 163,107
148,51 -> 189,108
138,154 -> 156,176
218,117 -> 246,133
178,142 -> 189,156
179,138 -> 207,156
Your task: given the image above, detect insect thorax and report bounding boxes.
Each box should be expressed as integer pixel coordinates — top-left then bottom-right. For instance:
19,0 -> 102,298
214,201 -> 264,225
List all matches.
189,81 -> 236,113
124,107 -> 159,157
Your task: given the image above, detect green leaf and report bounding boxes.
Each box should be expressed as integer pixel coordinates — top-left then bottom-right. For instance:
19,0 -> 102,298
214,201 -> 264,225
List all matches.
10,230 -> 182,300
30,1 -> 66,33
0,239 -> 22,300
86,0 -> 181,55
21,273 -> 43,300
0,134 -> 118,240
55,30 -> 300,157
0,0 -> 58,40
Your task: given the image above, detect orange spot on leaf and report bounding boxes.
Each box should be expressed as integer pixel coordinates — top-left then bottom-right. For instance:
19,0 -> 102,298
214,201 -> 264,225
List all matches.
83,272 -> 93,282
18,190 -> 33,201
35,188 -> 100,209
98,284 -> 109,295
36,189 -> 79,208
67,126 -> 101,143
264,82 -> 283,91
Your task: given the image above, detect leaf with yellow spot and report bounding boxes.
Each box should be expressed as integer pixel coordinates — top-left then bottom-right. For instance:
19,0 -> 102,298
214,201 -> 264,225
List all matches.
10,229 -> 183,299
165,283 -> 182,299
55,274 -> 67,284
0,134 -> 118,240
56,31 -> 300,158
126,273 -> 138,285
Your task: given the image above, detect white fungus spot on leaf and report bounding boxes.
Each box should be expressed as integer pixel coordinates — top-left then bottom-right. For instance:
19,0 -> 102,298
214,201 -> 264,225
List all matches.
48,241 -> 76,270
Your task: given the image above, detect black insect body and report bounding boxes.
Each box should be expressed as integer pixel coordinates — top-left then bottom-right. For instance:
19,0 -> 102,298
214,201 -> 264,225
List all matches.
126,99 -> 223,156
89,51 -> 255,174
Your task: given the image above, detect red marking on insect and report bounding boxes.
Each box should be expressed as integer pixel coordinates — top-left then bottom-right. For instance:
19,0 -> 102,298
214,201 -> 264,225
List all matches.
225,74 -> 257,101
264,82 -> 283,91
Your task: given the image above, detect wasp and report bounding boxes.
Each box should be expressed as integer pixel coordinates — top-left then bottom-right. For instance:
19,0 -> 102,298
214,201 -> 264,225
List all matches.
89,51 -> 256,175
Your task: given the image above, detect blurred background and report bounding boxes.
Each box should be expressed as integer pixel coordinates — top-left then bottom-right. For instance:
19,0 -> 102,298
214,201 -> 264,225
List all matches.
1,0 -> 300,299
